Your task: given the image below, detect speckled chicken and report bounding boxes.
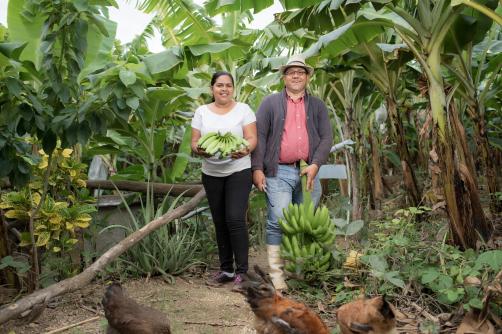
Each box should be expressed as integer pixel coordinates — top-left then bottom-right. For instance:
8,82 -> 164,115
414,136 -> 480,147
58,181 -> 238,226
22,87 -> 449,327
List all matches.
102,283 -> 171,334
241,265 -> 330,334
336,295 -> 396,334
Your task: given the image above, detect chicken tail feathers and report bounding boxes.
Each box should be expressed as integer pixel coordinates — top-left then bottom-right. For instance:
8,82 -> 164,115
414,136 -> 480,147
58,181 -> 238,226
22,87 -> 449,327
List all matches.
379,295 -> 395,320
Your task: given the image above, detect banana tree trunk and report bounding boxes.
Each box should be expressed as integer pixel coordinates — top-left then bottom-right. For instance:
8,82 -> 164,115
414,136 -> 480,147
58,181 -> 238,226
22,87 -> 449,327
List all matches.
467,104 -> 501,213
358,124 -> 370,207
448,100 -> 492,239
449,99 -> 478,187
344,108 -> 362,220
369,126 -> 384,209
427,52 -> 492,249
386,96 -> 421,206
415,108 -> 431,171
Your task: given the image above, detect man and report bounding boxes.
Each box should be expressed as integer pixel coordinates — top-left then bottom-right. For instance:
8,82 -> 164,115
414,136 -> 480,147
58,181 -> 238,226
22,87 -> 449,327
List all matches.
251,55 -> 333,290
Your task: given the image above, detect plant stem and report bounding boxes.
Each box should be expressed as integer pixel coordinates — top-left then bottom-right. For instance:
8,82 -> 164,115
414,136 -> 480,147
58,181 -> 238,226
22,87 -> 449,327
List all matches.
28,153 -> 53,291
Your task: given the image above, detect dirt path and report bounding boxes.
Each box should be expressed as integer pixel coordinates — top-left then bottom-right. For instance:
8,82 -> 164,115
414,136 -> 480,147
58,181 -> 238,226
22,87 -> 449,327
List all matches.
1,248 -> 270,334
0,246 -> 449,334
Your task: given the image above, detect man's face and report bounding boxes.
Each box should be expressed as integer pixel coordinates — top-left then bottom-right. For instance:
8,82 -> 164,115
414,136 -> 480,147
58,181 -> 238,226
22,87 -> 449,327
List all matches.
283,66 -> 309,94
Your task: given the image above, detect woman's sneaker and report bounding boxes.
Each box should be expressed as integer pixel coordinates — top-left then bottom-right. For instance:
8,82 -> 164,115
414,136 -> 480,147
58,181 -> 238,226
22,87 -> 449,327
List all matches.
231,274 -> 244,292
208,271 -> 235,286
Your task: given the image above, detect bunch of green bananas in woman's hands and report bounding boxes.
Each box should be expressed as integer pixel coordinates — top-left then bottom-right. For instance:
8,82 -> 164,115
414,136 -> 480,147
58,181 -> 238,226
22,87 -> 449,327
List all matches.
197,131 -> 250,158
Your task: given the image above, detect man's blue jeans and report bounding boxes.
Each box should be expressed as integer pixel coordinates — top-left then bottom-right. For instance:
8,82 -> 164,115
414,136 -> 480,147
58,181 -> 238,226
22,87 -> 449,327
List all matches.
265,164 -> 322,245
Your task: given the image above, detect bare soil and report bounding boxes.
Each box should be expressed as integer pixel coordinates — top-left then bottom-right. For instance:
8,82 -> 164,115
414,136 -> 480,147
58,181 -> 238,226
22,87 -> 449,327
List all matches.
2,243 -> 496,334
1,248 -> 270,334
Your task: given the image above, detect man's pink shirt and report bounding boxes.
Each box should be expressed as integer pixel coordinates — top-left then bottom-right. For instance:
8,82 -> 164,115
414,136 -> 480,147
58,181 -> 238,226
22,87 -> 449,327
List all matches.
279,95 -> 309,163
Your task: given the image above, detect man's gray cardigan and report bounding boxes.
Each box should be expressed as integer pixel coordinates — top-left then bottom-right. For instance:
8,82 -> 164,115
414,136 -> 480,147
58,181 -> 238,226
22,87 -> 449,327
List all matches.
251,89 -> 333,177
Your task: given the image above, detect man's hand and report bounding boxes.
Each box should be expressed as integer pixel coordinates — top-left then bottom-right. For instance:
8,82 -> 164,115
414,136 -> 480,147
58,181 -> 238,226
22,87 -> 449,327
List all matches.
300,164 -> 319,191
253,170 -> 266,191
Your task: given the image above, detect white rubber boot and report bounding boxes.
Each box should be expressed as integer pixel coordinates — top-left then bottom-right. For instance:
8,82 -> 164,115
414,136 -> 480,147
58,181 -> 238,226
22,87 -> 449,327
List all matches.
267,244 -> 288,291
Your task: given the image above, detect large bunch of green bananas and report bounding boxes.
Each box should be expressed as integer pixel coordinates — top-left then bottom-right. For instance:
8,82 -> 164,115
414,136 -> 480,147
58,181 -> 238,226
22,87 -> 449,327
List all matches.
278,163 -> 335,278
280,202 -> 336,247
280,202 -> 335,276
197,131 -> 249,157
282,235 -> 332,274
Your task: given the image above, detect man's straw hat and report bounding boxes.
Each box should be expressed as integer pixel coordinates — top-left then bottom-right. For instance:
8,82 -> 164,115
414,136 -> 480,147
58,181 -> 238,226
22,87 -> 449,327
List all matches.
279,55 -> 314,75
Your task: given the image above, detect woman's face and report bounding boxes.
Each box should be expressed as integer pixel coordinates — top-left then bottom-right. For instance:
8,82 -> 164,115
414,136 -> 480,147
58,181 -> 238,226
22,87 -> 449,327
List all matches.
211,75 -> 234,105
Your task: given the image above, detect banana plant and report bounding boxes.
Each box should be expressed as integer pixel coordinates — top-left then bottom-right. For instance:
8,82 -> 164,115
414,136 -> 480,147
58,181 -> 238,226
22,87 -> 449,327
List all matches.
444,25 -> 502,213
329,71 -> 365,220
451,0 -> 502,25
129,0 -> 216,47
345,39 -> 422,206
87,72 -> 197,184
205,0 -> 275,14
388,0 -> 495,249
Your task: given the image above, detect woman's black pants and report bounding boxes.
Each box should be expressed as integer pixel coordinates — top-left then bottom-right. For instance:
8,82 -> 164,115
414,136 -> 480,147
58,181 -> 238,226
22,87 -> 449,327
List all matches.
202,168 -> 252,274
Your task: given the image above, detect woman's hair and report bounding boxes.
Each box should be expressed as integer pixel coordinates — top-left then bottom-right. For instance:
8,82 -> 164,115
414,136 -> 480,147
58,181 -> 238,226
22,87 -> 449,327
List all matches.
211,71 -> 234,87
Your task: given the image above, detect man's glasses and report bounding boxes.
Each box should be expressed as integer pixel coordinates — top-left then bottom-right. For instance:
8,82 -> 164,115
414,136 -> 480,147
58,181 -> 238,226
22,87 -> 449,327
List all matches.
285,70 -> 307,77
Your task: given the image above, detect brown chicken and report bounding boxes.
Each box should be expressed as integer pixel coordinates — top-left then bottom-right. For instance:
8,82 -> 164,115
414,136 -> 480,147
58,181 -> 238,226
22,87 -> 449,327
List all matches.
102,283 -> 171,334
241,265 -> 330,334
336,295 -> 396,334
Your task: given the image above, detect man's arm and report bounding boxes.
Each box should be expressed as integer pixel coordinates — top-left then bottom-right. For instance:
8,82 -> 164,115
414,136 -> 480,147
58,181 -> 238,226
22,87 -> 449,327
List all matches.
311,101 -> 333,167
302,100 -> 333,191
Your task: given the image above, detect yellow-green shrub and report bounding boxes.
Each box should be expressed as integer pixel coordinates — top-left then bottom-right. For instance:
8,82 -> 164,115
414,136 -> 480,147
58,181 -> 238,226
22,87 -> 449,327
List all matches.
0,147 -> 95,253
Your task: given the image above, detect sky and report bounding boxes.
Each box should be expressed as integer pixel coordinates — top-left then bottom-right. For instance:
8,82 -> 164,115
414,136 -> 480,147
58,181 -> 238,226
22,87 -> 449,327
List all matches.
0,0 -> 283,53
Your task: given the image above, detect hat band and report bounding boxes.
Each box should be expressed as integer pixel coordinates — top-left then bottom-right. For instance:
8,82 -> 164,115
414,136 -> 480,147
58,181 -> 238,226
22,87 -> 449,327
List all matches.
287,61 -> 307,67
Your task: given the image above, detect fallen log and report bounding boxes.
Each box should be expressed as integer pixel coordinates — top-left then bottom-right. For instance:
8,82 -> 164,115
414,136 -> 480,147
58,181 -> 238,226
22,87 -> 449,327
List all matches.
86,180 -> 203,197
0,189 -> 206,325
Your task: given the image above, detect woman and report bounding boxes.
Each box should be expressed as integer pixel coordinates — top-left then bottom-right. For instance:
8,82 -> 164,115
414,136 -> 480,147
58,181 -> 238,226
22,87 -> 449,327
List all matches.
191,71 -> 257,289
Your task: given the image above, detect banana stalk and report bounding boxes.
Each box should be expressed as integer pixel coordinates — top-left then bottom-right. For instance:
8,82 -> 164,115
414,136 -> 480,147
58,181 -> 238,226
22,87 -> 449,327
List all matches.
300,159 -> 312,205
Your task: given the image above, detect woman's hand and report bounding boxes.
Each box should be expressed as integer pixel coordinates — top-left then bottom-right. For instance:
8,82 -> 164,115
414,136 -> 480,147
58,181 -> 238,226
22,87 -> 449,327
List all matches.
231,146 -> 250,159
192,145 -> 212,158
191,129 -> 213,158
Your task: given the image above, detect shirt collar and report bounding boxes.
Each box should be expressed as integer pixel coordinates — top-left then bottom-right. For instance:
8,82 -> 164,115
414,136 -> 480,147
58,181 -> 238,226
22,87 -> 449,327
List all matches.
286,92 -> 305,103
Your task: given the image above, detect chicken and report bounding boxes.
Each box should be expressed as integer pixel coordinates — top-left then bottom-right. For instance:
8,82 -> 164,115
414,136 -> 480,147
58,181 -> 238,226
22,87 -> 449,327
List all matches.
336,295 -> 396,334
241,265 -> 330,334
102,283 -> 171,334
